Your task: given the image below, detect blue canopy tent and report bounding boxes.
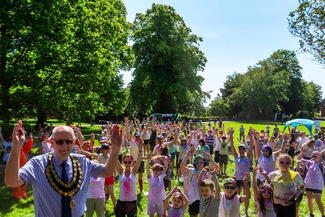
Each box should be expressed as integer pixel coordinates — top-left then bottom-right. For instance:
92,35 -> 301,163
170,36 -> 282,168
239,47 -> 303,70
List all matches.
283,119 -> 321,135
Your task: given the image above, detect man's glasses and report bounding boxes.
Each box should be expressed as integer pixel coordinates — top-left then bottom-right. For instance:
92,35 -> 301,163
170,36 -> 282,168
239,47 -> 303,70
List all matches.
54,139 -> 73,145
124,161 -> 132,164
279,161 -> 290,165
224,185 -> 236,190
262,149 -> 269,152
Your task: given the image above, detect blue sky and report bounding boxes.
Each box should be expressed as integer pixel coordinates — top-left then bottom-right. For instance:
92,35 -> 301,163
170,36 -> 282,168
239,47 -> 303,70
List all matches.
121,0 -> 325,102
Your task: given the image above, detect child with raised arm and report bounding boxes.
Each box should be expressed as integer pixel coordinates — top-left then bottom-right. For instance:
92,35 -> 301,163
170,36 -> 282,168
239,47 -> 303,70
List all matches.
146,154 -> 167,217
218,175 -> 250,217
114,138 -> 143,217
164,186 -> 189,217
198,166 -> 220,217
252,168 -> 276,217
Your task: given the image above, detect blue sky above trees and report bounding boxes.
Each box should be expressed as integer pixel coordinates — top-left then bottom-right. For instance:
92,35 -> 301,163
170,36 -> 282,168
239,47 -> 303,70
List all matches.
122,0 -> 325,100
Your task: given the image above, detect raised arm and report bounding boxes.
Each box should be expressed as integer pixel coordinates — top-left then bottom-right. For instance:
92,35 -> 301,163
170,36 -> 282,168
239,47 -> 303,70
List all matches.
228,128 -> 237,157
240,174 -> 251,202
259,168 -> 271,184
4,121 -> 26,187
99,125 -> 123,177
247,138 -> 254,159
132,138 -> 143,174
124,117 -> 132,142
164,186 -> 178,212
178,188 -> 189,208
277,133 -> 288,154
252,168 -> 259,201
180,148 -> 193,174
89,133 -> 95,150
146,153 -> 152,178
252,130 -> 260,159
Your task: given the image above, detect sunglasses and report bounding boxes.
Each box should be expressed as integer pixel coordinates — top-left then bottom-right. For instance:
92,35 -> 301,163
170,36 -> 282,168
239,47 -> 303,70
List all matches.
224,185 -> 236,190
262,149 -> 269,152
54,139 -> 73,145
123,161 -> 132,164
279,161 -> 290,165
261,190 -> 272,195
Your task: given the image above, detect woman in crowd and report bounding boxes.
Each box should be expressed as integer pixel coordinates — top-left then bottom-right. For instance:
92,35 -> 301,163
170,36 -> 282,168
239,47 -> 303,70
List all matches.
266,153 -> 305,217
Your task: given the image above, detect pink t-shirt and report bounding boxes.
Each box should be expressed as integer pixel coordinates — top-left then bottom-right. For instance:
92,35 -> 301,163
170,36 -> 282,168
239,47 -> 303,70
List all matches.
87,177 -> 105,198
148,174 -> 166,202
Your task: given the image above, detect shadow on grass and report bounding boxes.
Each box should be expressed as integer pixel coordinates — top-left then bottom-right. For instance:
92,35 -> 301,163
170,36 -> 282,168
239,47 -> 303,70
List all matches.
0,184 -> 34,216
137,193 -> 144,212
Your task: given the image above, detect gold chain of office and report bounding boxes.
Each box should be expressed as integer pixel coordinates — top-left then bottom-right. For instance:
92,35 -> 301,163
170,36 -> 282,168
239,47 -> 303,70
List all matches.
45,153 -> 83,197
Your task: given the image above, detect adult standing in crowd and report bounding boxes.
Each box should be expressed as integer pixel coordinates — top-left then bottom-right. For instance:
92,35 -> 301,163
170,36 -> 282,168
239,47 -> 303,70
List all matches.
5,121 -> 122,217
265,153 -> 304,217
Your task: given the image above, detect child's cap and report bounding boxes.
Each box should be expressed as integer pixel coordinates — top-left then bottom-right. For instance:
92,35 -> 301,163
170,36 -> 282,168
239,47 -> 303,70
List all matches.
224,178 -> 236,185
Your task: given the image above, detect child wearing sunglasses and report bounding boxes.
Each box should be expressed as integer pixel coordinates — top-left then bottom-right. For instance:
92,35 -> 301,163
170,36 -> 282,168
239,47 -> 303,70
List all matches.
252,168 -> 276,217
218,176 -> 250,217
163,186 -> 189,217
114,139 -> 143,217
297,150 -> 325,217
146,154 -> 168,217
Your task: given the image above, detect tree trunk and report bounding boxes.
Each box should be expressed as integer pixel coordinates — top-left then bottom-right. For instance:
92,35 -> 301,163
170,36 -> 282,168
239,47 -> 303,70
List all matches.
36,111 -> 47,129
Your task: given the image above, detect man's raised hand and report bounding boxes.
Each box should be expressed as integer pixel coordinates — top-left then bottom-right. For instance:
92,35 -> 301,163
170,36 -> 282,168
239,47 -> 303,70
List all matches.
12,120 -> 25,147
111,125 -> 123,154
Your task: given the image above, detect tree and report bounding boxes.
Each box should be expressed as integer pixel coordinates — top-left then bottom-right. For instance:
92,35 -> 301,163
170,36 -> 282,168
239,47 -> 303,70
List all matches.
0,0 -> 131,128
288,0 -> 325,64
129,4 -> 207,116
259,50 -> 304,116
301,81 -> 322,115
208,98 -> 230,117
220,72 -> 243,117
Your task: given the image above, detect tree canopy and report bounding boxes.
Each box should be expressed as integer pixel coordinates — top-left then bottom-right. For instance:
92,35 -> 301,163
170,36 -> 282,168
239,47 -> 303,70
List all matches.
0,0 -> 131,128
288,0 -> 325,64
128,4 -> 208,117
210,49 -> 322,120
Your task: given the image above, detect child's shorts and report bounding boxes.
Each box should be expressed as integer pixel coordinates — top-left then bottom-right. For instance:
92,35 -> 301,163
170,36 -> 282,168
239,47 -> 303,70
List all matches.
219,154 -> 228,165
147,200 -> 164,216
105,176 -> 115,185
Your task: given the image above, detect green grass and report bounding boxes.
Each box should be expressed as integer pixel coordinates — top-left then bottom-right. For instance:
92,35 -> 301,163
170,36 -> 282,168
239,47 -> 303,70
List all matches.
1,121 -> 325,217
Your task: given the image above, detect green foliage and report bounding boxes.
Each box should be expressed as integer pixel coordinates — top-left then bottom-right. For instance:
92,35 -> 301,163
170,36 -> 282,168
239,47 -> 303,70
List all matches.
288,0 -> 325,64
218,49 -> 322,120
0,0 -> 131,127
208,98 -> 230,117
129,4 -> 208,117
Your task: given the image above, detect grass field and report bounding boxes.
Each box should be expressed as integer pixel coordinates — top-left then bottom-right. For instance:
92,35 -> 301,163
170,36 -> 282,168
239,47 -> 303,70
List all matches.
1,121 -> 325,217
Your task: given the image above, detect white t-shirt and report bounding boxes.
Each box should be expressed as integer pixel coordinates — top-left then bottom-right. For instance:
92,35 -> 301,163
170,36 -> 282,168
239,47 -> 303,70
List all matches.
214,138 -> 220,151
187,168 -> 200,204
296,137 -> 309,152
87,177 -> 105,198
143,131 -> 152,140
218,192 -> 240,217
119,173 -> 137,201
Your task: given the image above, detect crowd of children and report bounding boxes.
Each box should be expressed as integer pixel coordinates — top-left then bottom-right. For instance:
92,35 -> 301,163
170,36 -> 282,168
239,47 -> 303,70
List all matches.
2,118 -> 325,217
